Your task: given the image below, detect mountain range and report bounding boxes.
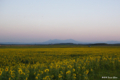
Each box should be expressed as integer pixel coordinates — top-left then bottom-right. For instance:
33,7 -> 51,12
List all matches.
40,39 -> 81,44
0,39 -> 120,44
40,39 -> 120,44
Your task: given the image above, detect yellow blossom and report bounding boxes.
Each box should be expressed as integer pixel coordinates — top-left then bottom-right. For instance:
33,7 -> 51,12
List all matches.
73,77 -> 76,79
44,69 -> 49,73
23,72 -> 25,75
66,70 -> 71,74
34,72 -> 36,75
11,73 -> 15,78
0,68 -> 2,71
58,74 -> 62,78
41,71 -> 43,74
26,77 -> 28,80
35,76 -> 38,79
18,69 -> 22,74
9,77 -> 11,80
60,71 -> 63,74
73,68 -> 75,72
0,71 -> 2,76
84,70 -> 89,75
37,73 -> 40,76
84,76 -> 88,80
67,65 -> 72,68
118,60 -> 120,62
5,67 -> 9,72
78,67 -> 80,69
43,76 -> 50,80
82,66 -> 85,69
91,69 -> 93,71
73,73 -> 76,77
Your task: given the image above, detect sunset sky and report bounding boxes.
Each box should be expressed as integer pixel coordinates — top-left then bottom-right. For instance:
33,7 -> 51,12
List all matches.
0,0 -> 120,43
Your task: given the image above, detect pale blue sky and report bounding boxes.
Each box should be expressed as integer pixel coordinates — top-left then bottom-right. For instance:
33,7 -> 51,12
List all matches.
0,0 -> 120,43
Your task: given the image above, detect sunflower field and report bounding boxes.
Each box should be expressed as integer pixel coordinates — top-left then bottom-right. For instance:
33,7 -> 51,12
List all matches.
0,45 -> 120,80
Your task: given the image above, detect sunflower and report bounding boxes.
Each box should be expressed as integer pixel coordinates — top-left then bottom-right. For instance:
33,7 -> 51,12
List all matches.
5,67 -> 9,72
0,71 -> 2,76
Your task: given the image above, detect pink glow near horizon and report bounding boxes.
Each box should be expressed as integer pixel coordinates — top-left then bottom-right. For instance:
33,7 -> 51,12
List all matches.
0,0 -> 120,42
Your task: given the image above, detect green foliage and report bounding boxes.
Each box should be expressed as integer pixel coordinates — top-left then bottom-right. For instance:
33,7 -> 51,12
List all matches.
0,46 -> 120,80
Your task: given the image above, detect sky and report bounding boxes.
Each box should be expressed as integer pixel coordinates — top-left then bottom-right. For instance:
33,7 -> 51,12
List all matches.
0,0 -> 120,43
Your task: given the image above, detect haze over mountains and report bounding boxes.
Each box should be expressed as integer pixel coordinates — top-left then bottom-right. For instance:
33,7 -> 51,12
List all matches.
40,39 -> 120,44
0,39 -> 120,44
41,39 -> 81,44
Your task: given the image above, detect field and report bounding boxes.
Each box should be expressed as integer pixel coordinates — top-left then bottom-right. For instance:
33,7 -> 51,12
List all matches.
0,45 -> 120,80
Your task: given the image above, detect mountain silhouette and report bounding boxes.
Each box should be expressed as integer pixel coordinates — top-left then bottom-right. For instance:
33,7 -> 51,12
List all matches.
40,39 -> 81,44
0,40 -> 120,44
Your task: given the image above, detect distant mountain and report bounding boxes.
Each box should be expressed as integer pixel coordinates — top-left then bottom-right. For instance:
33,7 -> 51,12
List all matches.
106,41 -> 120,44
40,39 -> 120,44
40,39 -> 82,44
0,40 -> 120,44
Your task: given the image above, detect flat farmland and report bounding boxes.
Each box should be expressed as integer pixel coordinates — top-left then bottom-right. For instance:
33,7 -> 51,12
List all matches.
0,45 -> 120,80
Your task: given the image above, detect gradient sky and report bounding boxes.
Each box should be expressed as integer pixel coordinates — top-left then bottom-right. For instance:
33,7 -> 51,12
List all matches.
0,0 -> 120,43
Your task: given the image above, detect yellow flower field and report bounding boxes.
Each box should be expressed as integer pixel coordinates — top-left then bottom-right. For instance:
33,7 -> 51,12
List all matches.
0,46 -> 120,80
